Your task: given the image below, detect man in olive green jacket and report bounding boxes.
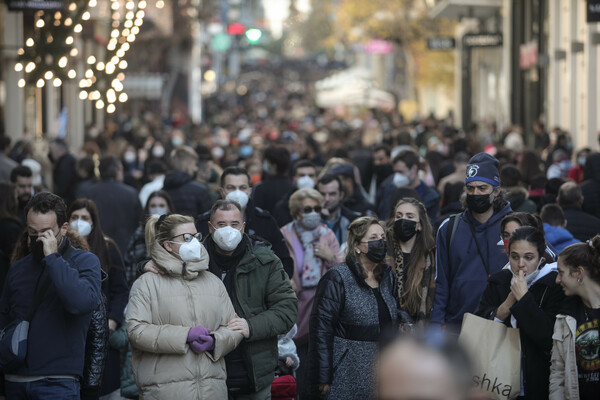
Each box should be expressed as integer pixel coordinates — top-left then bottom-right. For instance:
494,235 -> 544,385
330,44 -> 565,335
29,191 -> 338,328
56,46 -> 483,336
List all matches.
205,199 -> 298,399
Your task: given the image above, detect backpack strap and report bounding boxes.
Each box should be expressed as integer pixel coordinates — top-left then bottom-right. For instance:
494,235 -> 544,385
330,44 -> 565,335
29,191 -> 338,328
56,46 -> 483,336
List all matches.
446,213 -> 461,259
445,212 -> 462,285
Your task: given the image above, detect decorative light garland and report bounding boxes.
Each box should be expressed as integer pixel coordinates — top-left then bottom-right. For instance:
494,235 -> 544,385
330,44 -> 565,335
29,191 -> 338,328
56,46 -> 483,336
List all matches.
14,0 -> 159,113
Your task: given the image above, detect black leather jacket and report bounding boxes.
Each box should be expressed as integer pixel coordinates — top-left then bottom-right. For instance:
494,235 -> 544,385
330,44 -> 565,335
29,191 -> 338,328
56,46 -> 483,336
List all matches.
81,289 -> 108,400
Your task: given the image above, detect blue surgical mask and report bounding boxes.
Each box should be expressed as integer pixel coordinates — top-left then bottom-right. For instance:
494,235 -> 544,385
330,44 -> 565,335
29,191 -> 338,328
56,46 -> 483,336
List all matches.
150,207 -> 168,216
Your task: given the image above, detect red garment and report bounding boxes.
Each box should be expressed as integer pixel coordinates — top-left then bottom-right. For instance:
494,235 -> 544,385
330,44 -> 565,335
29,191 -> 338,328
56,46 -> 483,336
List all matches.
568,165 -> 584,183
271,375 -> 296,400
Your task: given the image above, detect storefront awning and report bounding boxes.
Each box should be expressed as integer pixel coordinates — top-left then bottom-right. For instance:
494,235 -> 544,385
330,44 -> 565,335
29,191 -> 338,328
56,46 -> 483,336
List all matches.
429,0 -> 502,20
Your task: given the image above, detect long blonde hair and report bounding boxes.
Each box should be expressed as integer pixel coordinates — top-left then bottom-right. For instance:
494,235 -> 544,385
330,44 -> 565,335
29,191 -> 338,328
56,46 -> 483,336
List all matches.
145,214 -> 194,255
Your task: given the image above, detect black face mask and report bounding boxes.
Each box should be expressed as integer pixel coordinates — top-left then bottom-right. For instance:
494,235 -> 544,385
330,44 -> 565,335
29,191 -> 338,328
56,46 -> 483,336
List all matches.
365,239 -> 387,264
374,164 -> 390,177
29,235 -> 46,262
394,219 -> 418,242
466,193 -> 493,214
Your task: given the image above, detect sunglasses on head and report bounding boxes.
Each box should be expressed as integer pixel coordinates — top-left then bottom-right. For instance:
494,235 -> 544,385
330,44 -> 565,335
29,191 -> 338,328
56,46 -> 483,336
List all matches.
302,206 -> 322,214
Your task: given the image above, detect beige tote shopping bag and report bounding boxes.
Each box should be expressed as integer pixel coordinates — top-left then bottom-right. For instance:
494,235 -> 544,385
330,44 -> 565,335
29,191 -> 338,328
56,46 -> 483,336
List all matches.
458,313 -> 521,400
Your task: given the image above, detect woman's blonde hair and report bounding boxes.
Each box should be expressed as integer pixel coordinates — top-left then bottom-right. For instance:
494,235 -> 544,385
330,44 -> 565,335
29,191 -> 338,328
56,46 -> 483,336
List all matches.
145,214 -> 194,254
346,216 -> 386,281
289,188 -> 324,218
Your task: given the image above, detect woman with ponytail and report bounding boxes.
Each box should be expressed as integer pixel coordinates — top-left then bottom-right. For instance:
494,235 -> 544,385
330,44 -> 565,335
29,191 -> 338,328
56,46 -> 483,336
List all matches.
550,234 -> 600,400
126,213 -> 242,399
476,226 -> 565,399
386,198 -> 436,323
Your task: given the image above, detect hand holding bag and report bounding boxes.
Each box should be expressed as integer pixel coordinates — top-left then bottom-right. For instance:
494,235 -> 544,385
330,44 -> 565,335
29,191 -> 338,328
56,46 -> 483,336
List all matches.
458,313 -> 521,400
0,275 -> 50,372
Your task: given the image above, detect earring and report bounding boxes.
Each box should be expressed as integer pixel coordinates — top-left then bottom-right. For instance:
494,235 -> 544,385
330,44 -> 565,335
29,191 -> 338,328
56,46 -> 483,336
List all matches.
578,277 -> 584,286
357,250 -> 360,254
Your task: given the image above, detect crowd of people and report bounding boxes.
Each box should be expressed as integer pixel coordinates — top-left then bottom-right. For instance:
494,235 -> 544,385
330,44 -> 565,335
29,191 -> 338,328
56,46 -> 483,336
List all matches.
0,64 -> 599,400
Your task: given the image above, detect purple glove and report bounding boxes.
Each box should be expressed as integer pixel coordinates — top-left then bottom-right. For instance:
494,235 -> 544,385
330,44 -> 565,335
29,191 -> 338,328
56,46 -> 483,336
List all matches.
189,334 -> 215,354
187,325 -> 211,343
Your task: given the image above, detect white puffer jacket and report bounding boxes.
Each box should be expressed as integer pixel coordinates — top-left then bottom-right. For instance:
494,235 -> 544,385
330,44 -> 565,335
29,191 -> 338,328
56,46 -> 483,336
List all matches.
126,242 -> 243,399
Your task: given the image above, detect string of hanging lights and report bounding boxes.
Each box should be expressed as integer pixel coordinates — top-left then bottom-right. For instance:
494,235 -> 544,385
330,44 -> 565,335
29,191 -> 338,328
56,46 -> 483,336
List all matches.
13,0 -> 160,113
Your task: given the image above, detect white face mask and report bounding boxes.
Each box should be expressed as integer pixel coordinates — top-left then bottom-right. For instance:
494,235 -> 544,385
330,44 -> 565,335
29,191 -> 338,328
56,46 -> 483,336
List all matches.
124,151 -> 136,163
213,226 -> 243,251
149,207 -> 168,216
71,220 -> 92,237
226,190 -> 249,209
297,175 -> 315,190
393,172 -> 410,187
170,238 -> 202,262
152,145 -> 165,158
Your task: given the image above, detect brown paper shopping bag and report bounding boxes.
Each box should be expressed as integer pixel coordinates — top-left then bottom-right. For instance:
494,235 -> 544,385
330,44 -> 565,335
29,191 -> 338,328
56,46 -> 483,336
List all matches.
458,313 -> 521,400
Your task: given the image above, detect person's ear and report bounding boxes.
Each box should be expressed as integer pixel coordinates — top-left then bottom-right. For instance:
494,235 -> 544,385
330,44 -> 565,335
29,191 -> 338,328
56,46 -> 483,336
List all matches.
240,222 -> 245,235
208,222 -> 215,234
219,187 -> 226,199
164,241 -> 174,253
60,222 -> 69,236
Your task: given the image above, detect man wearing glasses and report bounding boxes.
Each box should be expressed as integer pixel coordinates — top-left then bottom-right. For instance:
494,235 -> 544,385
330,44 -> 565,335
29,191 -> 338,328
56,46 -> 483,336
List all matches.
431,153 -> 512,332
0,192 -> 101,398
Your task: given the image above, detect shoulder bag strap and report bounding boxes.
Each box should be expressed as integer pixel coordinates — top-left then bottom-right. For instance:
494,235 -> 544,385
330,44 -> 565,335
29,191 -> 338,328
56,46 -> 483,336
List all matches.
25,275 -> 52,322
466,219 -> 491,278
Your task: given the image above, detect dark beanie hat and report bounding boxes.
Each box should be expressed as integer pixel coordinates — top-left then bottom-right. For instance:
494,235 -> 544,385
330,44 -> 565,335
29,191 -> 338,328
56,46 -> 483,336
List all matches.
465,153 -> 500,186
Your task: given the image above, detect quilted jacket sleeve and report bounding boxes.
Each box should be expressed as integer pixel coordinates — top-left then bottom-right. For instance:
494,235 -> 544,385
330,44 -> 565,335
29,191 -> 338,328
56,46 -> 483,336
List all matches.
206,284 -> 243,362
126,277 -> 189,354
308,269 -> 344,385
81,292 -> 108,398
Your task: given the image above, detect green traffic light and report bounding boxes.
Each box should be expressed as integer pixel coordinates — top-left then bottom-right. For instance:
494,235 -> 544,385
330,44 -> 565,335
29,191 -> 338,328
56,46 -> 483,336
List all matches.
245,28 -> 262,43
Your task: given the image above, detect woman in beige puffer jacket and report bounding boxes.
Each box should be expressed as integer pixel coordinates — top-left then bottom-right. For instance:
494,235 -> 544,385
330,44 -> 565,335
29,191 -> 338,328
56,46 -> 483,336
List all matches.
126,214 -> 243,399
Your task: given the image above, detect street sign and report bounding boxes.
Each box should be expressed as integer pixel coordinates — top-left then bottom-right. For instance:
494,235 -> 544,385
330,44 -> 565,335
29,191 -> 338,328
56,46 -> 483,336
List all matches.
427,37 -> 456,50
211,33 -> 232,52
588,0 -> 600,22
463,33 -> 503,48
7,0 -> 64,10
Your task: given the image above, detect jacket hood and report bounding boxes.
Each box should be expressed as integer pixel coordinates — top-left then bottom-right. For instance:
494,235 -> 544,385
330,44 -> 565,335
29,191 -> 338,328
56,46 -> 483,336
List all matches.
505,186 -> 528,209
163,170 -> 193,189
150,239 -> 209,279
465,203 -> 512,231
543,223 -> 576,245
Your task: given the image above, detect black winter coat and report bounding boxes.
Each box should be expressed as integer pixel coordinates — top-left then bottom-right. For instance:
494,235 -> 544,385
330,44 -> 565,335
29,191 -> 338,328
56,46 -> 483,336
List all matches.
475,268 -> 565,399
79,179 -> 142,254
581,153 -> 600,219
53,153 -> 78,206
309,257 -> 402,399
562,205 -> 600,242
196,201 -> 295,279
81,291 -> 108,400
252,175 -> 295,214
163,170 -> 212,217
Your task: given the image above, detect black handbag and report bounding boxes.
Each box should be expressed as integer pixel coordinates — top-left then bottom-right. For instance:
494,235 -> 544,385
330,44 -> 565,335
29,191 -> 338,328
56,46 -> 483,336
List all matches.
0,275 -> 51,371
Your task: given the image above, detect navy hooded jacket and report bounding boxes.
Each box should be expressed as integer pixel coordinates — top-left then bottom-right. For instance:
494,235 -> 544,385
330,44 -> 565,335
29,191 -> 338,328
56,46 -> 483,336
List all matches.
0,238 -> 101,377
431,204 -> 512,325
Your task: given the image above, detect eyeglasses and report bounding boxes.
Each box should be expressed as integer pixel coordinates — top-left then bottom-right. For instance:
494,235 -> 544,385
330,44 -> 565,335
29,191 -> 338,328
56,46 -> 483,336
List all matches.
169,232 -> 202,243
302,206 -> 322,214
